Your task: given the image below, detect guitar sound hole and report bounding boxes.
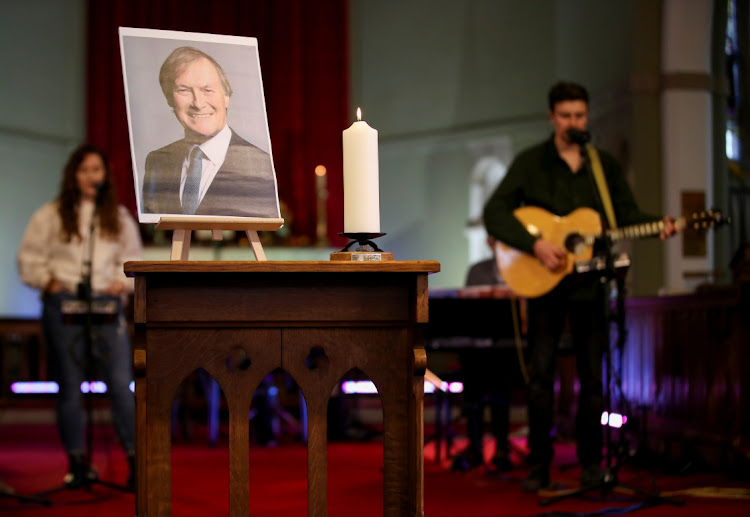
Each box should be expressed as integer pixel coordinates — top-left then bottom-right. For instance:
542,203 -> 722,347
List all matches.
564,233 -> 585,254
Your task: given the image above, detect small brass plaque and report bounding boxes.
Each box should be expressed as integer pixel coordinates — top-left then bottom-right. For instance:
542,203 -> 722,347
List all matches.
351,253 -> 383,262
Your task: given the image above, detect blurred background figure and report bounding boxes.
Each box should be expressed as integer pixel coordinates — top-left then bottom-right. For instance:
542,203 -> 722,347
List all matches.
483,81 -> 678,492
17,144 -> 142,490
451,236 -> 515,473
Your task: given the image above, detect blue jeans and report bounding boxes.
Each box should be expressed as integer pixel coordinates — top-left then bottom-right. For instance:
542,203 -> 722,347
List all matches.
42,292 -> 135,456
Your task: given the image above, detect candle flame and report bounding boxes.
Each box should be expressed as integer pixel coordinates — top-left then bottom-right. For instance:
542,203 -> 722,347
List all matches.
356,107 -> 362,121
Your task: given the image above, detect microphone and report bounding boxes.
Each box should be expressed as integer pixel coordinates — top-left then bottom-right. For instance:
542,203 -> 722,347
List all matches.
567,129 -> 591,145
93,182 -> 106,205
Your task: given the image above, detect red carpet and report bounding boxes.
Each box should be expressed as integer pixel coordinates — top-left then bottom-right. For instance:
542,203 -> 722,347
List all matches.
2,423 -> 749,516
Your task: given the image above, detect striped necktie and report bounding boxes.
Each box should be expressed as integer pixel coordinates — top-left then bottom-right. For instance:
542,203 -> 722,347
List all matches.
182,146 -> 204,214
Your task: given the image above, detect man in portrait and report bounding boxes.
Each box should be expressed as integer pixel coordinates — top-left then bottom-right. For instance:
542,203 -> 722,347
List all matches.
141,46 -> 278,218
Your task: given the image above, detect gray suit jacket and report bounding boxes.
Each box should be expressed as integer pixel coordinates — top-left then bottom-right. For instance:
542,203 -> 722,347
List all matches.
142,129 -> 279,218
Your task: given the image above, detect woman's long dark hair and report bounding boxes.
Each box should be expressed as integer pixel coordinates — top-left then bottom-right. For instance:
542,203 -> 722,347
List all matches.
57,144 -> 121,242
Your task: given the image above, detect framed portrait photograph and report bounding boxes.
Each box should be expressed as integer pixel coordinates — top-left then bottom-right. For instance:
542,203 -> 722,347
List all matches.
119,27 -> 281,224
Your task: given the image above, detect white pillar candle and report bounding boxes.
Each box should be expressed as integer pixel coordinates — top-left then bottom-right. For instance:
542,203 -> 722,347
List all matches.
342,108 -> 380,233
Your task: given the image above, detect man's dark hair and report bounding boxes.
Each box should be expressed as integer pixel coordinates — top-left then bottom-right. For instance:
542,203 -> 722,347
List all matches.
547,81 -> 589,111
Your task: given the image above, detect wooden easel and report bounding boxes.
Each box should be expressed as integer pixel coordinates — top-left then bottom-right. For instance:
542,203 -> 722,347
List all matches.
155,216 -> 284,261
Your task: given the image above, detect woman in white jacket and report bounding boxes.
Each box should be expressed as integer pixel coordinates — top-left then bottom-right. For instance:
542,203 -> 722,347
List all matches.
18,143 -> 142,490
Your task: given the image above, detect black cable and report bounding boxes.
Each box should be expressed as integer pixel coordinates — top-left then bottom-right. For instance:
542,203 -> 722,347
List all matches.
527,499 -> 655,517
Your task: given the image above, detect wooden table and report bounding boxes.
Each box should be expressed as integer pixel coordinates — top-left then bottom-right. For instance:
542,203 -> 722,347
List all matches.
125,261 -> 440,517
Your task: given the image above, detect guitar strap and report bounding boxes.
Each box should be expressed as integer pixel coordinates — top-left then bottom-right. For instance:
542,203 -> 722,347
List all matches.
585,144 -> 618,229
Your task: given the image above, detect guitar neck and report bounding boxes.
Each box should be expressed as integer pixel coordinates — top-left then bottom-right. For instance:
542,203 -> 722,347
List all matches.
583,217 -> 684,246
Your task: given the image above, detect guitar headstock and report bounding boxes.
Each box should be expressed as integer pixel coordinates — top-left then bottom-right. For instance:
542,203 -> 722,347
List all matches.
686,208 -> 732,232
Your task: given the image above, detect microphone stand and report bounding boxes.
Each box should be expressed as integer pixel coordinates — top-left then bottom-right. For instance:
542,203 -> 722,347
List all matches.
35,191 -> 130,499
538,136 -> 683,511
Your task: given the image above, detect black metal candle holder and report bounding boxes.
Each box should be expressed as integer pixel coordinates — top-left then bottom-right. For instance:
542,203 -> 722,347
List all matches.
337,232 -> 386,252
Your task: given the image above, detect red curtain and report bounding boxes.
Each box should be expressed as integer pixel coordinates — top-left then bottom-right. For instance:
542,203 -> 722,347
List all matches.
86,0 -> 348,246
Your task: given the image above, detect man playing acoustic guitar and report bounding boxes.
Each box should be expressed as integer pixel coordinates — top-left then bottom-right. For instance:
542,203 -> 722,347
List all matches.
483,81 -> 678,492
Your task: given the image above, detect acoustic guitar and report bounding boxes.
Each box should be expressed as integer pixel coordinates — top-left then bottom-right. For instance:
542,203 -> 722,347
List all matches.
494,206 -> 729,298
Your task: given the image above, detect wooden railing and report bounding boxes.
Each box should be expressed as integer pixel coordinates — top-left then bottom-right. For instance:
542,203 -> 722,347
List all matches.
619,282 -> 750,459
0,319 -> 47,402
